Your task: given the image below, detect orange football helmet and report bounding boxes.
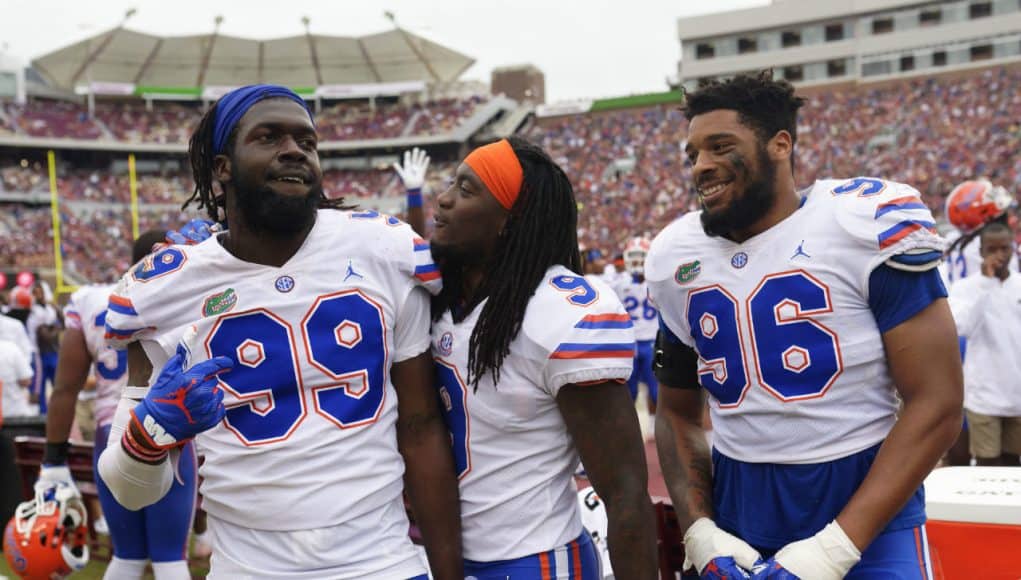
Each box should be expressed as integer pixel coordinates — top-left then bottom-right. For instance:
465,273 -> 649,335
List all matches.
945,179 -> 1013,233
3,487 -> 89,580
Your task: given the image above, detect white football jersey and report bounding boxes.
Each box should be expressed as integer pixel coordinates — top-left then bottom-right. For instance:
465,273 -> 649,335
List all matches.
64,284 -> 125,428
431,265 -> 634,561
615,276 -> 658,341
0,315 -> 32,358
648,178 -> 945,464
0,339 -> 33,419
104,209 -> 440,576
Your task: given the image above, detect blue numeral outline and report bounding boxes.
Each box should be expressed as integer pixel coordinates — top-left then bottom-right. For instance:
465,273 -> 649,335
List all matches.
686,284 -> 751,408
302,289 -> 388,430
435,358 -> 472,479
131,248 -> 187,283
684,271 -> 844,407
830,177 -> 886,197
549,275 -> 599,307
746,270 -> 843,402
204,293 -> 389,446
206,308 -> 308,446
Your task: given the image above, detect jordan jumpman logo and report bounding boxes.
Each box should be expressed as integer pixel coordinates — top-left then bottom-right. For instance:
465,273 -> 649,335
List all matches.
791,240 -> 811,260
344,260 -> 364,282
153,381 -> 197,424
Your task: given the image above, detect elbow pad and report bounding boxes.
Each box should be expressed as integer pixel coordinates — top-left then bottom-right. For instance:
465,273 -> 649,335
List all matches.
653,331 -> 700,389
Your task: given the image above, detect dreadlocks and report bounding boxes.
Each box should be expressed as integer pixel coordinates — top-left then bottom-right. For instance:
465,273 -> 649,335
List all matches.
946,212 -> 1010,257
436,136 -> 582,389
184,99 -> 349,220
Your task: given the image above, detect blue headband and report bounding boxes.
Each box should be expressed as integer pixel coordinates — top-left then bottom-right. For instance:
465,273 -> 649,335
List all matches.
212,84 -> 314,155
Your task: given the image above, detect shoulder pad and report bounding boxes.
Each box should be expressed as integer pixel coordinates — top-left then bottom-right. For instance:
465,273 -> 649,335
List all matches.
827,177 -> 945,268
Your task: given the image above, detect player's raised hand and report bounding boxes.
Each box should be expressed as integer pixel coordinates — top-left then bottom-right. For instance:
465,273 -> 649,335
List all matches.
130,344 -> 233,448
392,147 -> 430,191
750,521 -> 860,580
684,517 -> 763,579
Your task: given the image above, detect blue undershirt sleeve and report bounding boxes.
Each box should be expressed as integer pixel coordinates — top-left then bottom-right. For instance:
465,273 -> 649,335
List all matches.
868,263 -> 948,333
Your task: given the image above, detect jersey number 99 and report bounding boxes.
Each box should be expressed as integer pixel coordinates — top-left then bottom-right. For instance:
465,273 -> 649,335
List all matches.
206,290 -> 387,445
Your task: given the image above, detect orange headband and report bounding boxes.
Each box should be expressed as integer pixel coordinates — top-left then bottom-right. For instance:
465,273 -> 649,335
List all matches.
463,139 -> 523,210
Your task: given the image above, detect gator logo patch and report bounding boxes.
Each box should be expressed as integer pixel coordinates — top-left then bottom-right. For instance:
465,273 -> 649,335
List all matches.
202,288 -> 237,317
675,260 -> 701,284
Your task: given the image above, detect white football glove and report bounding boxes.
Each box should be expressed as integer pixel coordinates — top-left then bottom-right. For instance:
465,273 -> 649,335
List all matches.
34,464 -> 80,499
769,521 -> 861,579
683,517 -> 763,574
392,148 -> 430,191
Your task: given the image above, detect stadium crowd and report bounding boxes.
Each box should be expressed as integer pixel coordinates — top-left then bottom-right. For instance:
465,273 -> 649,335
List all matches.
1,96 -> 487,144
3,67 -> 1021,282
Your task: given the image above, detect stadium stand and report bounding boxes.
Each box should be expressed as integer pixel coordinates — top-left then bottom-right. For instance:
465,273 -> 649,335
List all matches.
0,97 -> 488,144
3,66 -> 1021,284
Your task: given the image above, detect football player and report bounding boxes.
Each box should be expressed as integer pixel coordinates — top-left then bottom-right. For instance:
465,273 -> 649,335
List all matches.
42,230 -> 197,580
941,179 -> 1016,285
617,236 -> 659,413
98,85 -> 462,579
430,137 -> 657,578
938,180 -> 1015,466
648,72 -> 962,579
947,221 -> 1021,467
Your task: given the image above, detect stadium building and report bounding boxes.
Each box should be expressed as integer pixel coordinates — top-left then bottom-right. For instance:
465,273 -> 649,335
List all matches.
676,0 -> 1021,88
0,22 -> 533,289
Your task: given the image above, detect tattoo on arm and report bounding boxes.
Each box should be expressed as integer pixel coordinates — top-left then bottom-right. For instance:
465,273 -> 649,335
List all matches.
655,405 -> 713,530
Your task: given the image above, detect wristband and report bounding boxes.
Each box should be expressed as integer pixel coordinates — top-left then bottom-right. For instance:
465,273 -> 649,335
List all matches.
43,441 -> 70,466
121,421 -> 169,464
406,188 -> 423,208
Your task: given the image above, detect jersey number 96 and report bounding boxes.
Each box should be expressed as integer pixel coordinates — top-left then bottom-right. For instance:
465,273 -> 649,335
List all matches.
686,270 -> 843,407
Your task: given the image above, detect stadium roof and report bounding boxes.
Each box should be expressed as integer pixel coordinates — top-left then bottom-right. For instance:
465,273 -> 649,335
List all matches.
31,26 -> 475,93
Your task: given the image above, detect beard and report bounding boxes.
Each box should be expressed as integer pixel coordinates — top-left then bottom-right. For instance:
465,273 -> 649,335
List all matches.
231,166 -> 321,237
700,145 -> 777,238
430,239 -> 487,278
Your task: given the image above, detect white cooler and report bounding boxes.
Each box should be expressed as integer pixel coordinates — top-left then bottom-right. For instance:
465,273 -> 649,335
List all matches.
923,466 -> 1021,579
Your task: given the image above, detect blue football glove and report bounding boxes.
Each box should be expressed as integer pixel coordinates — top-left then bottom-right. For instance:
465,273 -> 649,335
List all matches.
750,560 -> 799,579
701,556 -> 759,579
684,518 -> 763,579
166,219 -> 220,246
750,522 -> 860,580
130,344 -> 232,448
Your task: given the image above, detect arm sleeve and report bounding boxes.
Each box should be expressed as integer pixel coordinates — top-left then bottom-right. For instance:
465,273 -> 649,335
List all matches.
393,286 -> 432,362
540,283 -> 636,395
868,263 -> 948,333
97,393 -> 174,511
947,276 -> 997,338
104,246 -> 191,349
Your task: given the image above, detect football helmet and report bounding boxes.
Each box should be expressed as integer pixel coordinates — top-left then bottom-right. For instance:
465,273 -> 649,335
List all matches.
623,236 -> 651,277
8,286 -> 33,310
4,485 -> 89,579
945,179 -> 1013,233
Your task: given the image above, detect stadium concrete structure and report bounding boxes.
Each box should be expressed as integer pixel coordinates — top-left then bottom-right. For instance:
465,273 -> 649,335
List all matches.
676,0 -> 1021,88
